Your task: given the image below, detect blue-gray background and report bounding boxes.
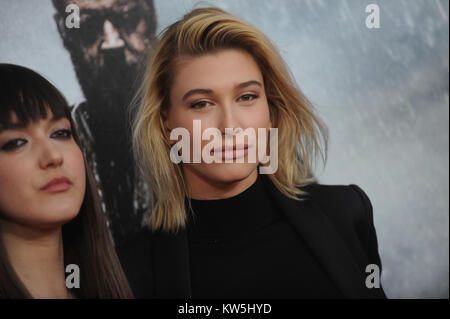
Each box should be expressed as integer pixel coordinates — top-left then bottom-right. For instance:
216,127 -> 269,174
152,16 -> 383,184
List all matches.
0,0 -> 448,298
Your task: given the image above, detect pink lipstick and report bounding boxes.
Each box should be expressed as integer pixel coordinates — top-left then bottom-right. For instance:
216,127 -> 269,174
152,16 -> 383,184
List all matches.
41,177 -> 72,193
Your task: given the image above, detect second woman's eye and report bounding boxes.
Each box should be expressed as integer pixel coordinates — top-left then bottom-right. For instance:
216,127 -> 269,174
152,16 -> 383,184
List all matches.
190,101 -> 212,109
238,94 -> 259,102
51,129 -> 72,139
1,139 -> 27,151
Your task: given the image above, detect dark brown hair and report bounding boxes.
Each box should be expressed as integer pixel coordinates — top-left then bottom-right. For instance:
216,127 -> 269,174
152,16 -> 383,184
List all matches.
0,64 -> 133,298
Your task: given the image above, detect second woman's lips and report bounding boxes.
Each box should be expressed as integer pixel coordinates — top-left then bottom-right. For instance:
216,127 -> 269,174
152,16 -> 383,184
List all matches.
210,144 -> 250,160
213,144 -> 248,153
41,176 -> 72,193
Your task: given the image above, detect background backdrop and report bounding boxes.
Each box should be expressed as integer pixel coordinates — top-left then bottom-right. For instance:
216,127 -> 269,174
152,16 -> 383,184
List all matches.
0,0 -> 448,298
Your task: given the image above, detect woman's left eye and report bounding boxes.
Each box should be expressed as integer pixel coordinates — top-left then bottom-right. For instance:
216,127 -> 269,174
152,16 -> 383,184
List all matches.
51,129 -> 72,139
1,139 -> 27,151
239,94 -> 259,102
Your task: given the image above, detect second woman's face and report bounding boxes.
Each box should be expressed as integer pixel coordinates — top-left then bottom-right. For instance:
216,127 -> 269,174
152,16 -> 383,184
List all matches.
0,112 -> 86,231
167,48 -> 272,190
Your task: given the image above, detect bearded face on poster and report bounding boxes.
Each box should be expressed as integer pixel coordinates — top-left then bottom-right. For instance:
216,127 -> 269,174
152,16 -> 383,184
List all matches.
52,0 -> 158,246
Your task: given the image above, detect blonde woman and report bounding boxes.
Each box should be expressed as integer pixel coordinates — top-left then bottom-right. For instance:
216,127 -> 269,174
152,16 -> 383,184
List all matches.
120,7 -> 387,299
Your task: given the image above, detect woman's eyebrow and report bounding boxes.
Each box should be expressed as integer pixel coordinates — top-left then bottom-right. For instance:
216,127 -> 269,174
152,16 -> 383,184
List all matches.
0,116 -> 67,133
182,80 -> 262,101
235,80 -> 262,90
182,88 -> 213,101
48,115 -> 67,123
0,122 -> 26,133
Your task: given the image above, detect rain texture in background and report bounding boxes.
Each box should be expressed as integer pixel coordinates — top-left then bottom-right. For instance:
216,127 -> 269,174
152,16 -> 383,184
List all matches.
0,0 -> 448,298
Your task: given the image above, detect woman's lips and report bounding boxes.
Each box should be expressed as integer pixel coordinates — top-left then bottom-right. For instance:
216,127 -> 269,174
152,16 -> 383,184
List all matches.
212,144 -> 249,160
40,177 -> 72,193
213,144 -> 248,152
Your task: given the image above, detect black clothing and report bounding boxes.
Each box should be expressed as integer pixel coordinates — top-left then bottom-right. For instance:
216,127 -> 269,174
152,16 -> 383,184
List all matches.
118,174 -> 387,299
186,174 -> 343,298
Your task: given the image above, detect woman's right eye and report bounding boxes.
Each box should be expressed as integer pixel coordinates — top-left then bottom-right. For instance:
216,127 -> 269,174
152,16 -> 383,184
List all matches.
190,101 -> 212,109
1,139 -> 27,151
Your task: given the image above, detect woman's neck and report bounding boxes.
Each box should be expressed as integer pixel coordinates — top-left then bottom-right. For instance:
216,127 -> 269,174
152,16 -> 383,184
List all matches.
0,220 -> 74,299
184,167 -> 258,200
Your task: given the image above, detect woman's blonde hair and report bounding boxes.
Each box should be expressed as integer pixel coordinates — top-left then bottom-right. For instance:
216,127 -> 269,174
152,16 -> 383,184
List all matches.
132,7 -> 328,233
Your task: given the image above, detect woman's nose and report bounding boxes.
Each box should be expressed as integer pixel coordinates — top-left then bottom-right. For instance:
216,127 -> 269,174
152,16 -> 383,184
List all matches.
218,103 -> 241,136
38,141 -> 64,169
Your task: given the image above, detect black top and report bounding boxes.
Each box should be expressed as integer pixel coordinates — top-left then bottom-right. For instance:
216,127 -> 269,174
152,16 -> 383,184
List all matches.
185,173 -> 343,298
118,172 -> 387,299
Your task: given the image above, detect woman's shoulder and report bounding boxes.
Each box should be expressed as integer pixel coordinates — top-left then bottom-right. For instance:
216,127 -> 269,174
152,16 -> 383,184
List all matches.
298,182 -> 376,249
260,175 -> 373,227
300,182 -> 373,224
301,182 -> 382,269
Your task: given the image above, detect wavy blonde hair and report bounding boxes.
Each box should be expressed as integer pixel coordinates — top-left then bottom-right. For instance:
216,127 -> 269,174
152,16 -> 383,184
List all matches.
132,7 -> 328,233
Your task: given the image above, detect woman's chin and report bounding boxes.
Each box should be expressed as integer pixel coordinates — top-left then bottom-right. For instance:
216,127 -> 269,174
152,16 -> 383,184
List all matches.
24,209 -> 80,232
200,163 -> 258,184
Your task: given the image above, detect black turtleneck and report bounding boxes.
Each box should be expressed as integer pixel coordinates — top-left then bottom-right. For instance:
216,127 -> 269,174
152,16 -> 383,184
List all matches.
185,173 -> 343,298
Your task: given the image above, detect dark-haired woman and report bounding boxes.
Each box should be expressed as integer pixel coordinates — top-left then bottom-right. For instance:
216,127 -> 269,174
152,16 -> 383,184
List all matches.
0,64 -> 133,298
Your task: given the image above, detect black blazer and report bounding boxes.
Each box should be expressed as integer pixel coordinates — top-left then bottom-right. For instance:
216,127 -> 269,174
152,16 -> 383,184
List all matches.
118,174 -> 387,299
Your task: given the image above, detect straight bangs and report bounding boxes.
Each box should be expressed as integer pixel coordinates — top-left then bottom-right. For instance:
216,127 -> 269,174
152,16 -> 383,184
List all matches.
0,63 -> 134,298
0,64 -> 70,131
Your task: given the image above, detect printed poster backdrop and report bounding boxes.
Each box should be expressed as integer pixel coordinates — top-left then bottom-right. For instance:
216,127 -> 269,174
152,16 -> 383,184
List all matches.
0,0 -> 448,298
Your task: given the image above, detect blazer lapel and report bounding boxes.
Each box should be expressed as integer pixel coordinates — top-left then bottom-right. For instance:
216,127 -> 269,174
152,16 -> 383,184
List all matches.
152,174 -> 385,299
261,174 -> 384,298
